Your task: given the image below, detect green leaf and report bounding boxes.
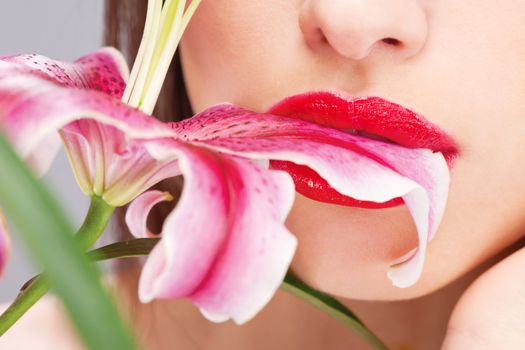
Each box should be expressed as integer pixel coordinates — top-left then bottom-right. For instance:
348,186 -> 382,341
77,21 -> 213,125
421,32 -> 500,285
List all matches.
0,134 -> 137,350
87,238 -> 389,350
0,196 -> 119,336
88,237 -> 160,260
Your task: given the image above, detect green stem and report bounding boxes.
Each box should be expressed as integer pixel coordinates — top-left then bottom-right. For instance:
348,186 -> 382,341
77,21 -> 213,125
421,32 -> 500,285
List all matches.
75,196 -> 114,250
87,238 -> 160,261
87,238 -> 389,350
0,196 -> 114,336
281,274 -> 389,350
0,278 -> 47,335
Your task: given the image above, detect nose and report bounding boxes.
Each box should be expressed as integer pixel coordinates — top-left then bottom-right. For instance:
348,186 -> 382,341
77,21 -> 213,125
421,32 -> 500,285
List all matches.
299,0 -> 428,60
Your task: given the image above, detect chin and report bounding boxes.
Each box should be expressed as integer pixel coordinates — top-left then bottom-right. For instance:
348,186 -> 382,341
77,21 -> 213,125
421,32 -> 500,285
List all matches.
286,193 -> 454,301
290,260 -> 453,301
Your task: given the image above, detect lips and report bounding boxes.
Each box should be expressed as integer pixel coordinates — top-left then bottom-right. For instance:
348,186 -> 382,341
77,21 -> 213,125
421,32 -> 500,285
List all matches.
267,91 -> 459,209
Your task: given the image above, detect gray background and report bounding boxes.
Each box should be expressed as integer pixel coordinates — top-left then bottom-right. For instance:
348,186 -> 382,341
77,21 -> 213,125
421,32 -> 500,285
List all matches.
0,0 -> 105,302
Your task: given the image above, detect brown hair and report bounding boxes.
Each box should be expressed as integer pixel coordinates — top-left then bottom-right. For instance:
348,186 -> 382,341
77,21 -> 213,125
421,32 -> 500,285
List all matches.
105,0 -> 192,241
105,0 -> 193,122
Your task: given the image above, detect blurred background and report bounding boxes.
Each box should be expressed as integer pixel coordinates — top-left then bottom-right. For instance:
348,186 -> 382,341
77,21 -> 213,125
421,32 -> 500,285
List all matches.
0,0 -> 105,302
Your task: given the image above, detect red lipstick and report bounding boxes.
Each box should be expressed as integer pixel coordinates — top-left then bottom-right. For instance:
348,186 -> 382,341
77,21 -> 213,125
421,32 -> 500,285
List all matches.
267,91 -> 459,209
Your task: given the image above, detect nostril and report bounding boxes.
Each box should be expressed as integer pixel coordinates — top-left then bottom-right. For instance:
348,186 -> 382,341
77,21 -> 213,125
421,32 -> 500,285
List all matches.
317,29 -> 328,43
382,37 -> 402,46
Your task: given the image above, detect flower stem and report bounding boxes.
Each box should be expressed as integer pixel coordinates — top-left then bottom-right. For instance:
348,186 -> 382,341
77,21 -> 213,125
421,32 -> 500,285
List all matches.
0,277 -> 47,335
0,196 -> 114,336
281,274 -> 389,350
75,196 -> 114,251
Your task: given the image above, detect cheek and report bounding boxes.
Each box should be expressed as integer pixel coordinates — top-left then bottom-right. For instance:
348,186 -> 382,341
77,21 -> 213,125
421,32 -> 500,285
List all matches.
424,0 -> 525,285
439,102 -> 525,289
180,0 -> 305,112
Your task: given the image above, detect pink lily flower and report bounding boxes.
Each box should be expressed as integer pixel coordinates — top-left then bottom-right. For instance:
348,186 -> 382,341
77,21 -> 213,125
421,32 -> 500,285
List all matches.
0,48 -> 182,206
0,47 -> 449,323
0,49 -> 297,323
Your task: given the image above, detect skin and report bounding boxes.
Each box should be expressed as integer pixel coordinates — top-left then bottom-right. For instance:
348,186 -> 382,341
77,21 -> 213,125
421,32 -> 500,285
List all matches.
2,1 -> 525,349
177,0 -> 525,348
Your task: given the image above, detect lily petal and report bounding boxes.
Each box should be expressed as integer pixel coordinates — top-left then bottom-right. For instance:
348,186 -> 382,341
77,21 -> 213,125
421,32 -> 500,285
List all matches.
138,141 -> 297,324
0,72 -> 179,205
0,48 -> 129,97
171,104 -> 450,287
0,48 -> 130,176
126,190 -> 173,238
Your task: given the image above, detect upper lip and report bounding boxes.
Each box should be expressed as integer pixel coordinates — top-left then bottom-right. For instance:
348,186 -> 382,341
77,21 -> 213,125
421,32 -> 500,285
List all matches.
266,91 -> 459,161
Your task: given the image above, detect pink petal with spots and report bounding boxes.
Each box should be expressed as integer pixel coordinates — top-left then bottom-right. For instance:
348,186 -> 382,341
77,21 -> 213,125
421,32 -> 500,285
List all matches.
0,70 -> 180,204
0,48 -> 129,98
138,141 -> 297,324
0,48 -> 130,175
126,190 -> 173,238
172,104 -> 450,287
0,78 -> 174,151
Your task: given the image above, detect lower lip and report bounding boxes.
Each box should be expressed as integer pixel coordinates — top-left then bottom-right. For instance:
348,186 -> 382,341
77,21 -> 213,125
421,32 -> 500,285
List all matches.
267,92 -> 458,209
270,159 -> 405,209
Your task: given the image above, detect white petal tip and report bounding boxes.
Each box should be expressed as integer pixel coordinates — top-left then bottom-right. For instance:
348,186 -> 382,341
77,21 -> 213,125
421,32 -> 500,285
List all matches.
387,272 -> 416,289
386,262 -> 421,289
138,275 -> 156,304
138,289 -> 154,304
200,308 -> 230,323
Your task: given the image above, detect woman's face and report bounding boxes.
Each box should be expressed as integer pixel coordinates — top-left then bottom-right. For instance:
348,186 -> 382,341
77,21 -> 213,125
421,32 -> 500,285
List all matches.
179,0 -> 525,300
